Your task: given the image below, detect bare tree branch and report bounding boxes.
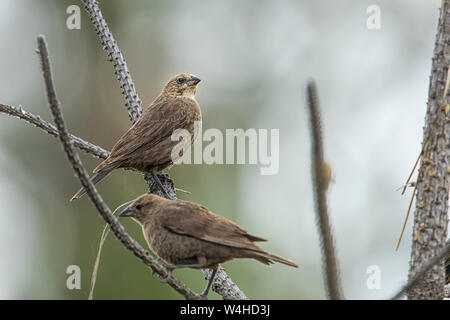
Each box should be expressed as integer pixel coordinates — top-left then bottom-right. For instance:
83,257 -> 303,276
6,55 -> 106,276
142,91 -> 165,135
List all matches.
306,80 -> 343,300
80,0 -> 247,299
36,34 -> 203,300
0,103 -> 108,159
81,0 -> 142,123
407,2 -> 450,299
202,268 -> 248,300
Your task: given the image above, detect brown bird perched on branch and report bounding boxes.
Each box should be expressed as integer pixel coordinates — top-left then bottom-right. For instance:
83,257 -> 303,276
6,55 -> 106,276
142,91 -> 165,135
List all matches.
119,194 -> 298,297
70,74 -> 202,201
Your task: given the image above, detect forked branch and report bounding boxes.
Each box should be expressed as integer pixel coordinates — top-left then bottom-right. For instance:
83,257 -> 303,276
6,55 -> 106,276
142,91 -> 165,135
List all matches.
36,34 -> 203,300
81,0 -> 247,300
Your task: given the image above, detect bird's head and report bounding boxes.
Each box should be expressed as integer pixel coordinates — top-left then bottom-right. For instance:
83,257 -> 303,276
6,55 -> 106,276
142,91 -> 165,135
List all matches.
119,193 -> 168,224
162,73 -> 201,99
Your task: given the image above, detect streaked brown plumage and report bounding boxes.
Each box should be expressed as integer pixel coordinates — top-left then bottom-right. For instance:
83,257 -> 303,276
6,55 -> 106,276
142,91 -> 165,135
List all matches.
71,74 -> 202,201
119,193 -> 298,297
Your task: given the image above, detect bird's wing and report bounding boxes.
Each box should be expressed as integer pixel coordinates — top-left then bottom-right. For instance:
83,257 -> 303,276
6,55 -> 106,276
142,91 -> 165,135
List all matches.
108,96 -> 195,162
156,201 -> 267,250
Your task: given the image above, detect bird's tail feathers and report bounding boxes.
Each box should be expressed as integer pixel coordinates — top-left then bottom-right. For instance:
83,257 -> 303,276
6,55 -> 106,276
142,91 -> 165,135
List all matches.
252,250 -> 298,268
69,168 -> 114,202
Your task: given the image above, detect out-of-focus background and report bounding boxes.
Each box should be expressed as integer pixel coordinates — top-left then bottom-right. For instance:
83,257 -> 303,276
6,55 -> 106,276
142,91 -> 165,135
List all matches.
0,0 -> 444,299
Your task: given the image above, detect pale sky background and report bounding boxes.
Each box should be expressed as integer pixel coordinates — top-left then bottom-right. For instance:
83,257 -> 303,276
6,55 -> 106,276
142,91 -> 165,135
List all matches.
0,0 -> 446,299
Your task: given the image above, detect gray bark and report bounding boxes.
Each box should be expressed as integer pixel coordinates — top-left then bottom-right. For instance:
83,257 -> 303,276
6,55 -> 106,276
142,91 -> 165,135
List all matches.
408,3 -> 450,300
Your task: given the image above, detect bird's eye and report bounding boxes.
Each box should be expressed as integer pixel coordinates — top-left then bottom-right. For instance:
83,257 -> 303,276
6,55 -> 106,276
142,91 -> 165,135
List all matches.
177,78 -> 185,84
136,204 -> 143,210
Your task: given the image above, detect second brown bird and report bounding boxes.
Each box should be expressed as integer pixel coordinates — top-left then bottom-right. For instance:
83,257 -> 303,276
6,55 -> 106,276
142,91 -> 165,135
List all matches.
71,73 -> 202,201
120,193 -> 298,297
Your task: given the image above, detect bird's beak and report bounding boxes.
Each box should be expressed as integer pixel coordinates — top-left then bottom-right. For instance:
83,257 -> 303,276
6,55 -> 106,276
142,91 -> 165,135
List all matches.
186,75 -> 201,86
119,206 -> 134,217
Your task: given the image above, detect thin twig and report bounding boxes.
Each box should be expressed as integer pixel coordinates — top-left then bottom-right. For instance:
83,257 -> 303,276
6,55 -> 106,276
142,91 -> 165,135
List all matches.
89,223 -> 109,300
0,103 -> 108,159
88,200 -> 132,300
391,243 -> 450,299
174,187 -> 191,194
401,151 -> 421,196
306,80 -> 343,300
36,34 -> 202,300
395,182 -> 418,251
81,0 -> 247,300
